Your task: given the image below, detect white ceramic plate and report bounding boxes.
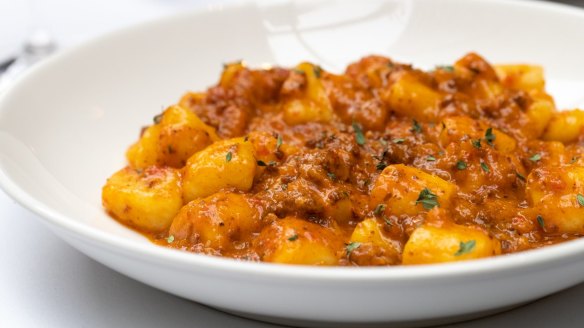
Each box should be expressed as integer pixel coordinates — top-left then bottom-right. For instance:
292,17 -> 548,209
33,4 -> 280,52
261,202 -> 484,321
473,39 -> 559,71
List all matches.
1,0 -> 584,327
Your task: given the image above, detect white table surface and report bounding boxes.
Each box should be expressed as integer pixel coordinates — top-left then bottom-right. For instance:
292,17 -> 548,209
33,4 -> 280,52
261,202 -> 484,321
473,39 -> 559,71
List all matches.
2,0 -> 584,327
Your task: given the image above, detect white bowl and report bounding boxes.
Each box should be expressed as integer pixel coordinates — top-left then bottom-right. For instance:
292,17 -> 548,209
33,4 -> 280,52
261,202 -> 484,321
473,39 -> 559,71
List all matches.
1,0 -> 584,326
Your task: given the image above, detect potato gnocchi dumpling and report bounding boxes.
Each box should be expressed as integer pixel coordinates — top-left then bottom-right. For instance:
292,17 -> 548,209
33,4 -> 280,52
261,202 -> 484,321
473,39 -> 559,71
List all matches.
526,166 -> 584,234
386,73 -> 442,122
403,224 -> 501,265
495,64 -> 545,92
169,192 -> 260,250
370,164 -> 457,216
254,217 -> 343,265
181,137 -> 256,202
104,53 -> 584,266
439,116 -> 516,153
126,105 -> 219,169
543,110 -> 584,143
349,218 -> 401,265
282,62 -> 333,125
102,166 -> 182,232
526,92 -> 555,138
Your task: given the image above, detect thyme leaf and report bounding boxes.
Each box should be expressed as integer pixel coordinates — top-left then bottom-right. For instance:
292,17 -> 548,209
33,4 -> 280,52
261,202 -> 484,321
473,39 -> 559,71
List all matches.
454,240 -> 476,256
352,122 -> 366,146
416,188 -> 440,210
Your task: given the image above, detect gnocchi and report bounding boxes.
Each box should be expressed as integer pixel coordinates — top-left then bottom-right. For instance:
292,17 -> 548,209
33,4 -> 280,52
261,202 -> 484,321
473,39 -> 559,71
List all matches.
102,166 -> 182,232
403,224 -> 501,265
181,137 -> 256,202
126,105 -> 219,169
103,53 -> 584,266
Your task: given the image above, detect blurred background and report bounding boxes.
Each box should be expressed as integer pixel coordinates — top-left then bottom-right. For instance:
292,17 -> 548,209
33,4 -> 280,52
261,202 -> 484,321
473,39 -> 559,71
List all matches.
0,0 -> 218,60
552,0 -> 584,5
0,0 -> 582,81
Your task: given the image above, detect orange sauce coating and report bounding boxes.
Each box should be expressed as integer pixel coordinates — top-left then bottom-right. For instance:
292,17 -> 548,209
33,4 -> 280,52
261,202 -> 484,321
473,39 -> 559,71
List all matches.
104,53 -> 584,266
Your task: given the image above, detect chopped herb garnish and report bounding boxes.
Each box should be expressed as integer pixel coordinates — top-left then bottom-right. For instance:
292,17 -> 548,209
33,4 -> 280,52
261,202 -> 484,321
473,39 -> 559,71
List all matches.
416,188 -> 440,210
226,151 -> 233,162
454,240 -> 476,256
352,122 -> 366,146
313,65 -> 322,78
480,162 -> 490,173
379,139 -> 388,146
374,203 -> 387,216
436,65 -> 454,72
393,138 -> 405,144
384,217 -> 392,227
288,234 -> 299,241
276,134 -> 283,151
456,160 -> 467,170
472,139 -> 482,149
427,155 -> 436,162
570,156 -> 579,164
293,68 -> 305,75
327,172 -> 337,181
485,128 -> 496,146
376,162 -> 388,171
516,172 -> 526,181
577,194 -> 584,207
222,60 -> 242,69
346,242 -> 361,256
537,215 -> 545,229
529,154 -> 542,162
281,183 -> 288,191
166,235 -> 175,243
411,120 -> 422,133
153,113 -> 163,124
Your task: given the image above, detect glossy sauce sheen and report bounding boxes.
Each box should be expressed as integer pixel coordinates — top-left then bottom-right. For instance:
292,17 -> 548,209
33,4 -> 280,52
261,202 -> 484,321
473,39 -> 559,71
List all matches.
103,53 -> 584,266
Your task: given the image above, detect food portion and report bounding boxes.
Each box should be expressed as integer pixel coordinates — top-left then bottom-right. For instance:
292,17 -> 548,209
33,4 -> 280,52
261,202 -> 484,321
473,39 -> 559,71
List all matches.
102,53 -> 584,266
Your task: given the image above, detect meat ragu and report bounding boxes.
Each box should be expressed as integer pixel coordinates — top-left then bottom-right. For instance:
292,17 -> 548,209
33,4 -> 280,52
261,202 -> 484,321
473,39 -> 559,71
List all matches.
102,53 -> 584,266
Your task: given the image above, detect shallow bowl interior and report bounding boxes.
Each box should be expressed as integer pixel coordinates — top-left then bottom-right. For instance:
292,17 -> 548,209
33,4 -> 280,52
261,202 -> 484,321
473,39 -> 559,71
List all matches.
1,0 -> 584,326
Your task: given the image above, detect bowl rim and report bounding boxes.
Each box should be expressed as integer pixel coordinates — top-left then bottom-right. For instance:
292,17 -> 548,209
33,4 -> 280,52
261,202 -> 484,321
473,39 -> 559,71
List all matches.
1,0 -> 584,283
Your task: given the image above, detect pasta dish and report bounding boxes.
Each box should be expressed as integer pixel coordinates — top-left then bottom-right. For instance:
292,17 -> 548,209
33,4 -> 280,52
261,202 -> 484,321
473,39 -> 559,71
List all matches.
102,53 -> 584,266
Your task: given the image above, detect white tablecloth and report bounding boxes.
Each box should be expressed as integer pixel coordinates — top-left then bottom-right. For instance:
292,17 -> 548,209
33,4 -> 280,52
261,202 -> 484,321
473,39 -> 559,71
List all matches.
1,1 -> 584,327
